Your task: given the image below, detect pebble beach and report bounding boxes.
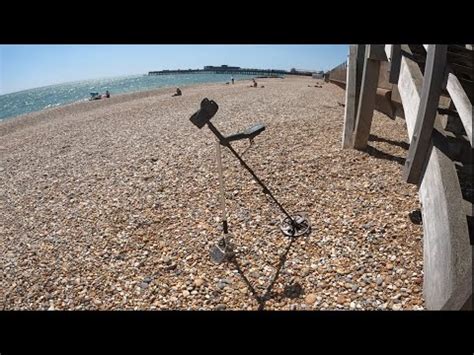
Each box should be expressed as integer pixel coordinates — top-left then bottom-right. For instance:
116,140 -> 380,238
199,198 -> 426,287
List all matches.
0,76 -> 424,310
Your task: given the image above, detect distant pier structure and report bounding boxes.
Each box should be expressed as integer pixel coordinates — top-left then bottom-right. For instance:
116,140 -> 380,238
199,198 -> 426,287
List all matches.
148,65 -> 317,77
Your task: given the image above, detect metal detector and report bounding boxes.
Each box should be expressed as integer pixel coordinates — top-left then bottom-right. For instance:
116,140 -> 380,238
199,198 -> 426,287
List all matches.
190,98 -> 311,264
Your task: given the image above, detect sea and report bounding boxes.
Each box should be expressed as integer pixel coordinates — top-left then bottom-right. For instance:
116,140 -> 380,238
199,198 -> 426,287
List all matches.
0,73 -> 257,121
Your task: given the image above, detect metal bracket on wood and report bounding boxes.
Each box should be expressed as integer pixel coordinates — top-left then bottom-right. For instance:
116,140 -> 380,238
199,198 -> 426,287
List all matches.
404,45 -> 448,184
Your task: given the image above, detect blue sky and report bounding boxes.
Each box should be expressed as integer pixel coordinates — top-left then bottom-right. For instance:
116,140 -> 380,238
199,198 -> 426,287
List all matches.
0,45 -> 348,95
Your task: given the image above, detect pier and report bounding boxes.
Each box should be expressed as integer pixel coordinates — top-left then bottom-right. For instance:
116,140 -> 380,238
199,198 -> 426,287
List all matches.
148,65 -> 316,77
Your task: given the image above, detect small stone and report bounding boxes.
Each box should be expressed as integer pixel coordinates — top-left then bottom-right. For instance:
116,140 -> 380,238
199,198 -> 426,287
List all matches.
362,222 -> 373,230
143,276 -> 153,283
376,276 -> 384,286
392,303 -> 402,311
194,278 -> 204,287
217,278 -> 231,289
215,304 -> 226,311
301,267 -> 311,276
138,282 -> 149,289
166,263 -> 177,271
182,290 -> 190,297
337,295 -> 346,304
350,302 -> 356,310
386,263 -> 394,270
305,293 -> 317,305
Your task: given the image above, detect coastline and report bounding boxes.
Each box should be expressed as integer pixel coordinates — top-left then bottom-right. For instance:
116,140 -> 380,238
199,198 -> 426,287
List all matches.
0,76 -> 261,130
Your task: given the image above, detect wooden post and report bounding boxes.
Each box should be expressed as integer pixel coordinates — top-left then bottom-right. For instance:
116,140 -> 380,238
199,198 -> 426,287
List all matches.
342,45 -> 358,148
367,45 -> 388,61
404,45 -> 448,184
355,45 -> 366,102
388,45 -> 402,84
352,45 -> 382,150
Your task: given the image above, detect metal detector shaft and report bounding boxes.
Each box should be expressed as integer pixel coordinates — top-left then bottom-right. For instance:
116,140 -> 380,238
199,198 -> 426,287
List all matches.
207,122 -> 294,223
215,141 -> 229,234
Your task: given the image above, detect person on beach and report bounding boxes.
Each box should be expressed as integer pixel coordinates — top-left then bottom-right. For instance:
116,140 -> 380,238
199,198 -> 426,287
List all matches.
89,92 -> 101,100
251,79 -> 257,88
105,90 -> 110,98
172,88 -> 182,97
231,76 -> 234,84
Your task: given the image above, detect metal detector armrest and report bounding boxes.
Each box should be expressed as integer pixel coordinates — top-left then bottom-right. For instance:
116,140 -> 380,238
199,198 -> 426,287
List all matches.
224,124 -> 266,143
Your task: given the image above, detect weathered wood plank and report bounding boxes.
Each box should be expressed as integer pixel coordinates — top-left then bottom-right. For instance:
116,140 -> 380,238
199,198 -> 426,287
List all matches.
353,45 -> 381,150
447,51 -> 474,70
398,49 -> 472,310
355,45 -> 366,104
404,45 -> 448,184
367,44 -> 387,61
388,44 -> 402,84
446,73 -> 473,146
449,62 -> 474,80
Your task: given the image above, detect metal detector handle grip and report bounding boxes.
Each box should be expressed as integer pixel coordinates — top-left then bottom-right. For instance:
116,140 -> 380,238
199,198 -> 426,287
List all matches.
189,98 -> 219,128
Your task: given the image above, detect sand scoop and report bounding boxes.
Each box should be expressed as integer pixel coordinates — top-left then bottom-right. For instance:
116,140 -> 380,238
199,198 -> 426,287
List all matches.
190,98 -> 311,264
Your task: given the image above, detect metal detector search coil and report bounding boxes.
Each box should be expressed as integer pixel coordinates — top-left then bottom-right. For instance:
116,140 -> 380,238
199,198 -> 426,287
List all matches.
280,213 -> 311,237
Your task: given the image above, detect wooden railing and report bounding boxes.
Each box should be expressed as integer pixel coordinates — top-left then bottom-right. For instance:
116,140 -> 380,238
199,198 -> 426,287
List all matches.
338,44 -> 473,310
